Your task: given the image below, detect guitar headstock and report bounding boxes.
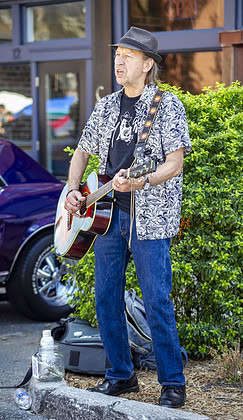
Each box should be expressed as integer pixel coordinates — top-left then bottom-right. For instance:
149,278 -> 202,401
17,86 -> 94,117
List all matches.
126,158 -> 157,179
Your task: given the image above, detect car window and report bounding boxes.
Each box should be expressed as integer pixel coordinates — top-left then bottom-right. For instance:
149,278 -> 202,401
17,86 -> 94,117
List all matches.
0,175 -> 7,187
0,141 -> 58,184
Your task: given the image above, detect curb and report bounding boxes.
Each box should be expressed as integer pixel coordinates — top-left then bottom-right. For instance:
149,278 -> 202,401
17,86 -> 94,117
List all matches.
29,379 -> 209,420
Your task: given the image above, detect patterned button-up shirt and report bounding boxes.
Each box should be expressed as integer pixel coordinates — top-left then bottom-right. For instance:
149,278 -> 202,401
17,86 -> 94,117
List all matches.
78,84 -> 192,240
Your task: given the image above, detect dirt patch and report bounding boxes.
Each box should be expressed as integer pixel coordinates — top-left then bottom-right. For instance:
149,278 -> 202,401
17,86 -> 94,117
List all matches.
65,359 -> 242,419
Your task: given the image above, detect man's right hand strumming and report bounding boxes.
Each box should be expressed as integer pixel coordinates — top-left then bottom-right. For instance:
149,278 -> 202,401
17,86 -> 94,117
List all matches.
64,189 -> 85,215
64,148 -> 90,215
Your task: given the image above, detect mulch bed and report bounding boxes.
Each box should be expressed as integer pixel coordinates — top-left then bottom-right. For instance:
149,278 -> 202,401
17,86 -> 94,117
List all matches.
65,359 -> 242,419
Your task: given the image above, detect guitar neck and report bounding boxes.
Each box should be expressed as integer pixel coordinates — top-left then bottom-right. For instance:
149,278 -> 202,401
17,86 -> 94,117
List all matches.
84,161 -> 154,208
86,178 -> 113,208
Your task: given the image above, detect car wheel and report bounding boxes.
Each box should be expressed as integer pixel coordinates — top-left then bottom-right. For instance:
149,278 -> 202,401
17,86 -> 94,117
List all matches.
7,233 -> 77,321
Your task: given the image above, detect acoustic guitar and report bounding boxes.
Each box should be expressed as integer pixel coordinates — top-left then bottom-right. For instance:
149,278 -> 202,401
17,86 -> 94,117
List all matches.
54,159 -> 156,259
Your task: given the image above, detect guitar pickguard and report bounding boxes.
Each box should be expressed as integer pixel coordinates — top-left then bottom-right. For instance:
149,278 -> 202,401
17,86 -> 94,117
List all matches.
79,184 -> 93,219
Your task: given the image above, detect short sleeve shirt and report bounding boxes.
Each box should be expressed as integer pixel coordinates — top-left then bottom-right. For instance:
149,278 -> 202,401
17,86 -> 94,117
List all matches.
78,84 -> 192,240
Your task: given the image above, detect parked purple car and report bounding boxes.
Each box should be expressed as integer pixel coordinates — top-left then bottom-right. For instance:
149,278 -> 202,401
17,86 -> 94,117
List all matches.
0,139 -> 75,321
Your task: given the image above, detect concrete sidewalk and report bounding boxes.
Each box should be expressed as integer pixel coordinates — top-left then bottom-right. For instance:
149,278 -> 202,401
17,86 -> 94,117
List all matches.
29,379 -> 209,420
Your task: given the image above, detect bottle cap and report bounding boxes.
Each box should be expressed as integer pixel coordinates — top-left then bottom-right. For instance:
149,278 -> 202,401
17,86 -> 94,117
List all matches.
42,330 -> 52,337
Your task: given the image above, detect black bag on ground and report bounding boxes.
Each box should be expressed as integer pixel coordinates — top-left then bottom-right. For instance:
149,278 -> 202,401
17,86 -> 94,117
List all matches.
124,289 -> 157,370
52,318 -> 110,375
52,289 -> 188,375
125,289 -> 188,370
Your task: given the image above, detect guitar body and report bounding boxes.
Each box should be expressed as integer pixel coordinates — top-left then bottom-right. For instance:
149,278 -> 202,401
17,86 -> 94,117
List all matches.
54,159 -> 157,260
54,173 -> 113,259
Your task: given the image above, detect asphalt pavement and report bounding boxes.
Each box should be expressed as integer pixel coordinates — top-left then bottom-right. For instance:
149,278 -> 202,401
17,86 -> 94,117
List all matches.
0,297 -> 54,419
0,294 -> 209,420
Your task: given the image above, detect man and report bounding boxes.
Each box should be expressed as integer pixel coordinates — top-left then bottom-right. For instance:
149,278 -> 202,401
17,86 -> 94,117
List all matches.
65,26 -> 191,408
0,104 -> 7,135
0,104 -> 6,122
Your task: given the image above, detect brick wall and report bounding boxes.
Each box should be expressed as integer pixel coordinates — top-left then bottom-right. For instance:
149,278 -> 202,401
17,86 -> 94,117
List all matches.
0,63 -> 31,96
0,63 -> 32,143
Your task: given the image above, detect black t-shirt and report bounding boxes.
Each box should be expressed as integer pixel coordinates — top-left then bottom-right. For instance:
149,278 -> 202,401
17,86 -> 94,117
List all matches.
106,93 -> 141,213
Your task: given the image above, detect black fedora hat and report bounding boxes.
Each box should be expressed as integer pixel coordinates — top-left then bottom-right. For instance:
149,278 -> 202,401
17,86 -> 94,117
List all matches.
110,26 -> 162,65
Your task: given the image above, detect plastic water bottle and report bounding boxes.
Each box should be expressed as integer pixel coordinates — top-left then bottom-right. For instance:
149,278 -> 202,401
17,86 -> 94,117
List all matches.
32,330 -> 64,382
15,388 -> 32,410
40,329 -> 55,351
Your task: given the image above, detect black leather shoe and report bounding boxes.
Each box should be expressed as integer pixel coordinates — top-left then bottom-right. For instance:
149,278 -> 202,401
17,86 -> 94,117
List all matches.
159,385 -> 186,408
87,374 -> 139,396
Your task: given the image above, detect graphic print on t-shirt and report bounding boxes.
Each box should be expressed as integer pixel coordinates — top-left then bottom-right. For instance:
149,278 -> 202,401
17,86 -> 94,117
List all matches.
106,93 -> 141,213
111,111 -> 139,147
107,94 -> 140,178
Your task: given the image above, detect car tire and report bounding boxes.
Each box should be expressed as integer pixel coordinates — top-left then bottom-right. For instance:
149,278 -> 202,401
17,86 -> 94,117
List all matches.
7,271 -> 40,321
7,233 -> 75,321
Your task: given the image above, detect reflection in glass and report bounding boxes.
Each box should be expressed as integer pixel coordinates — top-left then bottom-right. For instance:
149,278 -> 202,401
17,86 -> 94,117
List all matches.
0,8 -> 12,43
45,72 -> 80,176
129,0 -> 224,31
27,1 -> 86,42
160,51 -> 222,94
0,64 -> 32,151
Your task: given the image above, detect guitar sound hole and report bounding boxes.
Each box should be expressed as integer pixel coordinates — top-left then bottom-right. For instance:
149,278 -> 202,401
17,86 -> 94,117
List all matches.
79,199 -> 87,216
79,206 -> 86,216
78,201 -> 93,218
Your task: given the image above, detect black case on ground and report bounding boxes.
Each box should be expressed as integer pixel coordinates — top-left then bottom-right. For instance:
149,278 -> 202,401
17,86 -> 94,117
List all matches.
52,318 -> 110,375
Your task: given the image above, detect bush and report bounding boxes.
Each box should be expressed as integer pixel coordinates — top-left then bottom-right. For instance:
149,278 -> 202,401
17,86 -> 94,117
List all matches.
68,82 -> 242,358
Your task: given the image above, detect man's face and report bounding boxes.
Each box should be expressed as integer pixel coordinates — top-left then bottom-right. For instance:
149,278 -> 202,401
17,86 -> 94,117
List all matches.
115,47 -> 151,89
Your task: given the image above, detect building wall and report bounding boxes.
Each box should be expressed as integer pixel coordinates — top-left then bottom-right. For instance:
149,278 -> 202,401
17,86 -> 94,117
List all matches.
0,0 -> 241,172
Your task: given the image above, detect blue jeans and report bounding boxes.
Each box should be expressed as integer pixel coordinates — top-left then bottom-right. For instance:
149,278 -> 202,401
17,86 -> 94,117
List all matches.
94,206 -> 185,386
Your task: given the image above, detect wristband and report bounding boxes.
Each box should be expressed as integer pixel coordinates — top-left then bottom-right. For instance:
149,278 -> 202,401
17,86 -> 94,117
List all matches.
143,176 -> 150,190
145,176 -> 150,185
66,188 -> 79,197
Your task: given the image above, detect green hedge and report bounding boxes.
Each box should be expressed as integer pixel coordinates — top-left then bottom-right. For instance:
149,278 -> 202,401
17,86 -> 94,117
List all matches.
68,82 -> 242,358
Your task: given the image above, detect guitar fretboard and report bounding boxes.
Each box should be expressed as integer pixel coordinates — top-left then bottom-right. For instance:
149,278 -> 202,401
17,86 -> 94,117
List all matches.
83,162 -> 152,209
86,179 -> 113,208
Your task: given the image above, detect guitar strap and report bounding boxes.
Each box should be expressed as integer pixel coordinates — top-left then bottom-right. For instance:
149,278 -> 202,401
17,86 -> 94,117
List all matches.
128,88 -> 164,249
134,87 -> 164,163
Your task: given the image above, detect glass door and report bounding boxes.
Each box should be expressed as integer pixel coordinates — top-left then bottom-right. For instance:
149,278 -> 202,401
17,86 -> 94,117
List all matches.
0,63 -> 32,153
39,61 -> 85,177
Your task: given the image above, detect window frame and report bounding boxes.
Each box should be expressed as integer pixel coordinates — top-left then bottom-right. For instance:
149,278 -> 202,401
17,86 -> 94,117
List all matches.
22,0 -> 91,48
0,6 -> 13,45
0,1 -> 92,64
112,0 -> 237,90
236,0 -> 243,29
113,0 -> 237,54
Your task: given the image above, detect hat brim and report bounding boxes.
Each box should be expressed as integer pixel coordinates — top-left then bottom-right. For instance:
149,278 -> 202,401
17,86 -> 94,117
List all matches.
110,42 -> 162,65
